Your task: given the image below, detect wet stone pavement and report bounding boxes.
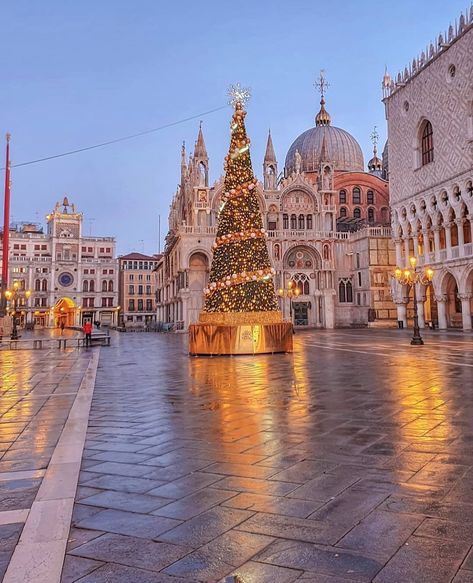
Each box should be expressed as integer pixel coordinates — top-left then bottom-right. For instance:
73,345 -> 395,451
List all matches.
56,328 -> 473,583
0,342 -> 93,580
1,329 -> 473,582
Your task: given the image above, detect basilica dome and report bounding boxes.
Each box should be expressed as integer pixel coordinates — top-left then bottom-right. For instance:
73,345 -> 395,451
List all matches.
285,98 -> 365,174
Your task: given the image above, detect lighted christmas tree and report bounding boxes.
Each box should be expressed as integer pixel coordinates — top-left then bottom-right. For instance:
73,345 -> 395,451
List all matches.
203,86 -> 279,315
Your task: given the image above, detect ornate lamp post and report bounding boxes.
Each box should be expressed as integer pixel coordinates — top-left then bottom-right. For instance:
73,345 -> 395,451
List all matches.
4,281 -> 32,340
393,256 -> 433,346
278,280 -> 300,323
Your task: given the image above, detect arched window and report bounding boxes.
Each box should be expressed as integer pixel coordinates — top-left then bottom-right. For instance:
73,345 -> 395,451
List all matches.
306,215 -> 313,229
41,279 -> 47,291
290,214 -> 297,229
354,207 -> 361,219
338,279 -> 353,303
367,190 -> 374,205
83,280 -> 89,292
421,121 -> 434,165
35,279 -> 41,291
368,208 -> 375,224
340,207 -> 347,218
323,244 -> 330,260
89,280 -> 95,292
283,214 -> 289,229
346,281 -> 353,302
292,273 -> 310,295
102,280 -> 107,292
353,187 -> 361,204
339,280 -> 346,303
298,214 -> 305,230
339,190 -> 347,204
108,280 -> 114,292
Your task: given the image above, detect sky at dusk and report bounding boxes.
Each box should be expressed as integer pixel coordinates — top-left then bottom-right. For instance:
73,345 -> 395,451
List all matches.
2,0 -> 468,255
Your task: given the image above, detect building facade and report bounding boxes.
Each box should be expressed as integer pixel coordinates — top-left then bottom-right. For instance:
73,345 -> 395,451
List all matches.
383,7 -> 473,330
118,252 -> 160,328
0,197 -> 119,328
156,97 -> 397,330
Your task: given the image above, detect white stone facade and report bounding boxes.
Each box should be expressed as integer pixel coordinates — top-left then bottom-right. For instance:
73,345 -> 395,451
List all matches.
156,122 -> 397,330
0,198 -> 119,328
384,8 -> 473,330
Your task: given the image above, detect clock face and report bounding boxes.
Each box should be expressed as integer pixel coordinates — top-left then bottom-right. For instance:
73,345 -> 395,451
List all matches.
58,272 -> 73,287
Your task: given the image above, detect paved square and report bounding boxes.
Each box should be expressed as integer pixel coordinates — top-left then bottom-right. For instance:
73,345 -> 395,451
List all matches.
2,329 -> 473,582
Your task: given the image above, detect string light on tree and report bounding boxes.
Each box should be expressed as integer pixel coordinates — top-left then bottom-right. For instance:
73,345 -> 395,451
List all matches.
203,85 -> 279,315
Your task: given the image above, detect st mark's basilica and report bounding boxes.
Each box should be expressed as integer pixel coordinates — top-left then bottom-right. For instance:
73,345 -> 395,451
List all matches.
156,81 -> 397,330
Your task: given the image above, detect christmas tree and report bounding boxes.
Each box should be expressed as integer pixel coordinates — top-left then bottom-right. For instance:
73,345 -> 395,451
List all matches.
203,86 -> 279,315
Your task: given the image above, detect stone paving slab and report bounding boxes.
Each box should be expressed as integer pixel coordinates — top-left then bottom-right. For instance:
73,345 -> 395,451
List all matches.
4,328 -> 473,582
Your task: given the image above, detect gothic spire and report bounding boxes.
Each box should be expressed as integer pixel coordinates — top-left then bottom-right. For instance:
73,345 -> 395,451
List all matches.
264,130 -> 277,163
194,121 -> 208,159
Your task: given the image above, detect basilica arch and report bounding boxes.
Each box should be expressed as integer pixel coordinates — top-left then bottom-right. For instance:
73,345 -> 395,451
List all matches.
281,245 -> 333,328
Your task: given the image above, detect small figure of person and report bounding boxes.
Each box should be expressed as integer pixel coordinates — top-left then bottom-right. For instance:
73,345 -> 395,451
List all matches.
83,321 -> 92,347
60,321 -> 65,335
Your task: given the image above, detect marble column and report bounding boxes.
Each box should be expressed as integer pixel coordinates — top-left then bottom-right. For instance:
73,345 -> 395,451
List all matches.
417,293 -> 426,329
456,219 -> 465,255
394,239 -> 402,266
459,294 -> 472,331
445,225 -> 452,259
435,295 -> 448,329
433,228 -> 441,262
396,301 -> 408,328
422,230 -> 430,264
323,290 -> 335,329
403,238 -> 410,265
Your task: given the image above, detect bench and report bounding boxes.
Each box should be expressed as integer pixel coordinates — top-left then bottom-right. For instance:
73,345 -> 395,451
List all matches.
77,333 -> 111,347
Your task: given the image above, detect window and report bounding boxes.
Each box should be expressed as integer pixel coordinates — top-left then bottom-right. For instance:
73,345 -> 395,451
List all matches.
290,214 -> 297,229
146,274 -> 151,281
298,214 -> 305,230
138,285 -> 143,295
292,273 -> 310,295
367,190 -> 374,204
102,297 -> 107,307
354,207 -> 361,219
83,280 -> 89,292
129,285 -> 134,294
108,280 -> 113,292
102,280 -> 107,292
146,285 -> 151,295
138,299 -> 144,311
268,221 -> 276,230
340,207 -> 347,218
283,214 -> 289,229
41,279 -> 47,291
339,190 -> 347,204
306,215 -> 313,229
103,269 -> 108,275
35,279 -> 41,291
34,244 -> 40,250
358,272 -> 362,287
129,274 -> 134,281
107,298 -> 113,307
84,269 -> 89,275
138,274 -> 143,281
89,280 -> 95,292
146,299 -> 153,311
338,279 -> 353,303
368,208 -> 375,224
353,187 -> 361,204
128,299 -> 135,311
421,120 -> 434,165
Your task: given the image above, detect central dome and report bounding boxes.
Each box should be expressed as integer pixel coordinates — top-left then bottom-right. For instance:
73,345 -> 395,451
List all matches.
285,100 -> 364,174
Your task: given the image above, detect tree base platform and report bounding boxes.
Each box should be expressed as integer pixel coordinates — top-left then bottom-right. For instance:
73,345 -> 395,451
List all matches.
188,321 -> 293,356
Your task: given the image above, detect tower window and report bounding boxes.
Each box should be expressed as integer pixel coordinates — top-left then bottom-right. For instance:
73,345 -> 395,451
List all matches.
339,190 -> 347,204
339,207 -> 347,218
352,187 -> 361,204
354,207 -> 361,219
283,214 -> 289,229
421,121 -> 434,165
368,208 -> 375,224
367,190 -> 374,204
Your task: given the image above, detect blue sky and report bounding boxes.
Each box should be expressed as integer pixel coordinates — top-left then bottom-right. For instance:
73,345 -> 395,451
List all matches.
2,0 -> 468,254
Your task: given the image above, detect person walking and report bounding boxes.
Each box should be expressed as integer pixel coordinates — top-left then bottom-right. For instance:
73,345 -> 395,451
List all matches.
60,321 -> 65,334
83,321 -> 92,347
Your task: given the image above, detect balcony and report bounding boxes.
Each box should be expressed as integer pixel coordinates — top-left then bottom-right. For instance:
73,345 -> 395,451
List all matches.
178,225 -> 217,236
266,230 -> 349,241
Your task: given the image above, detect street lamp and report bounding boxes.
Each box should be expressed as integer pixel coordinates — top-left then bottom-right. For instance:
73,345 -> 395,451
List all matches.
278,280 -> 300,324
4,283 -> 32,340
392,256 -> 433,345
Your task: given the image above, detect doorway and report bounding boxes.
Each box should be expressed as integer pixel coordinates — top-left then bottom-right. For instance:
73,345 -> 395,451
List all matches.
293,302 -> 309,326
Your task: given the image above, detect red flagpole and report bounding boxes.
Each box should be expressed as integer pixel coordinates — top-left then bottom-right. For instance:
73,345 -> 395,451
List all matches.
1,133 -> 11,307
